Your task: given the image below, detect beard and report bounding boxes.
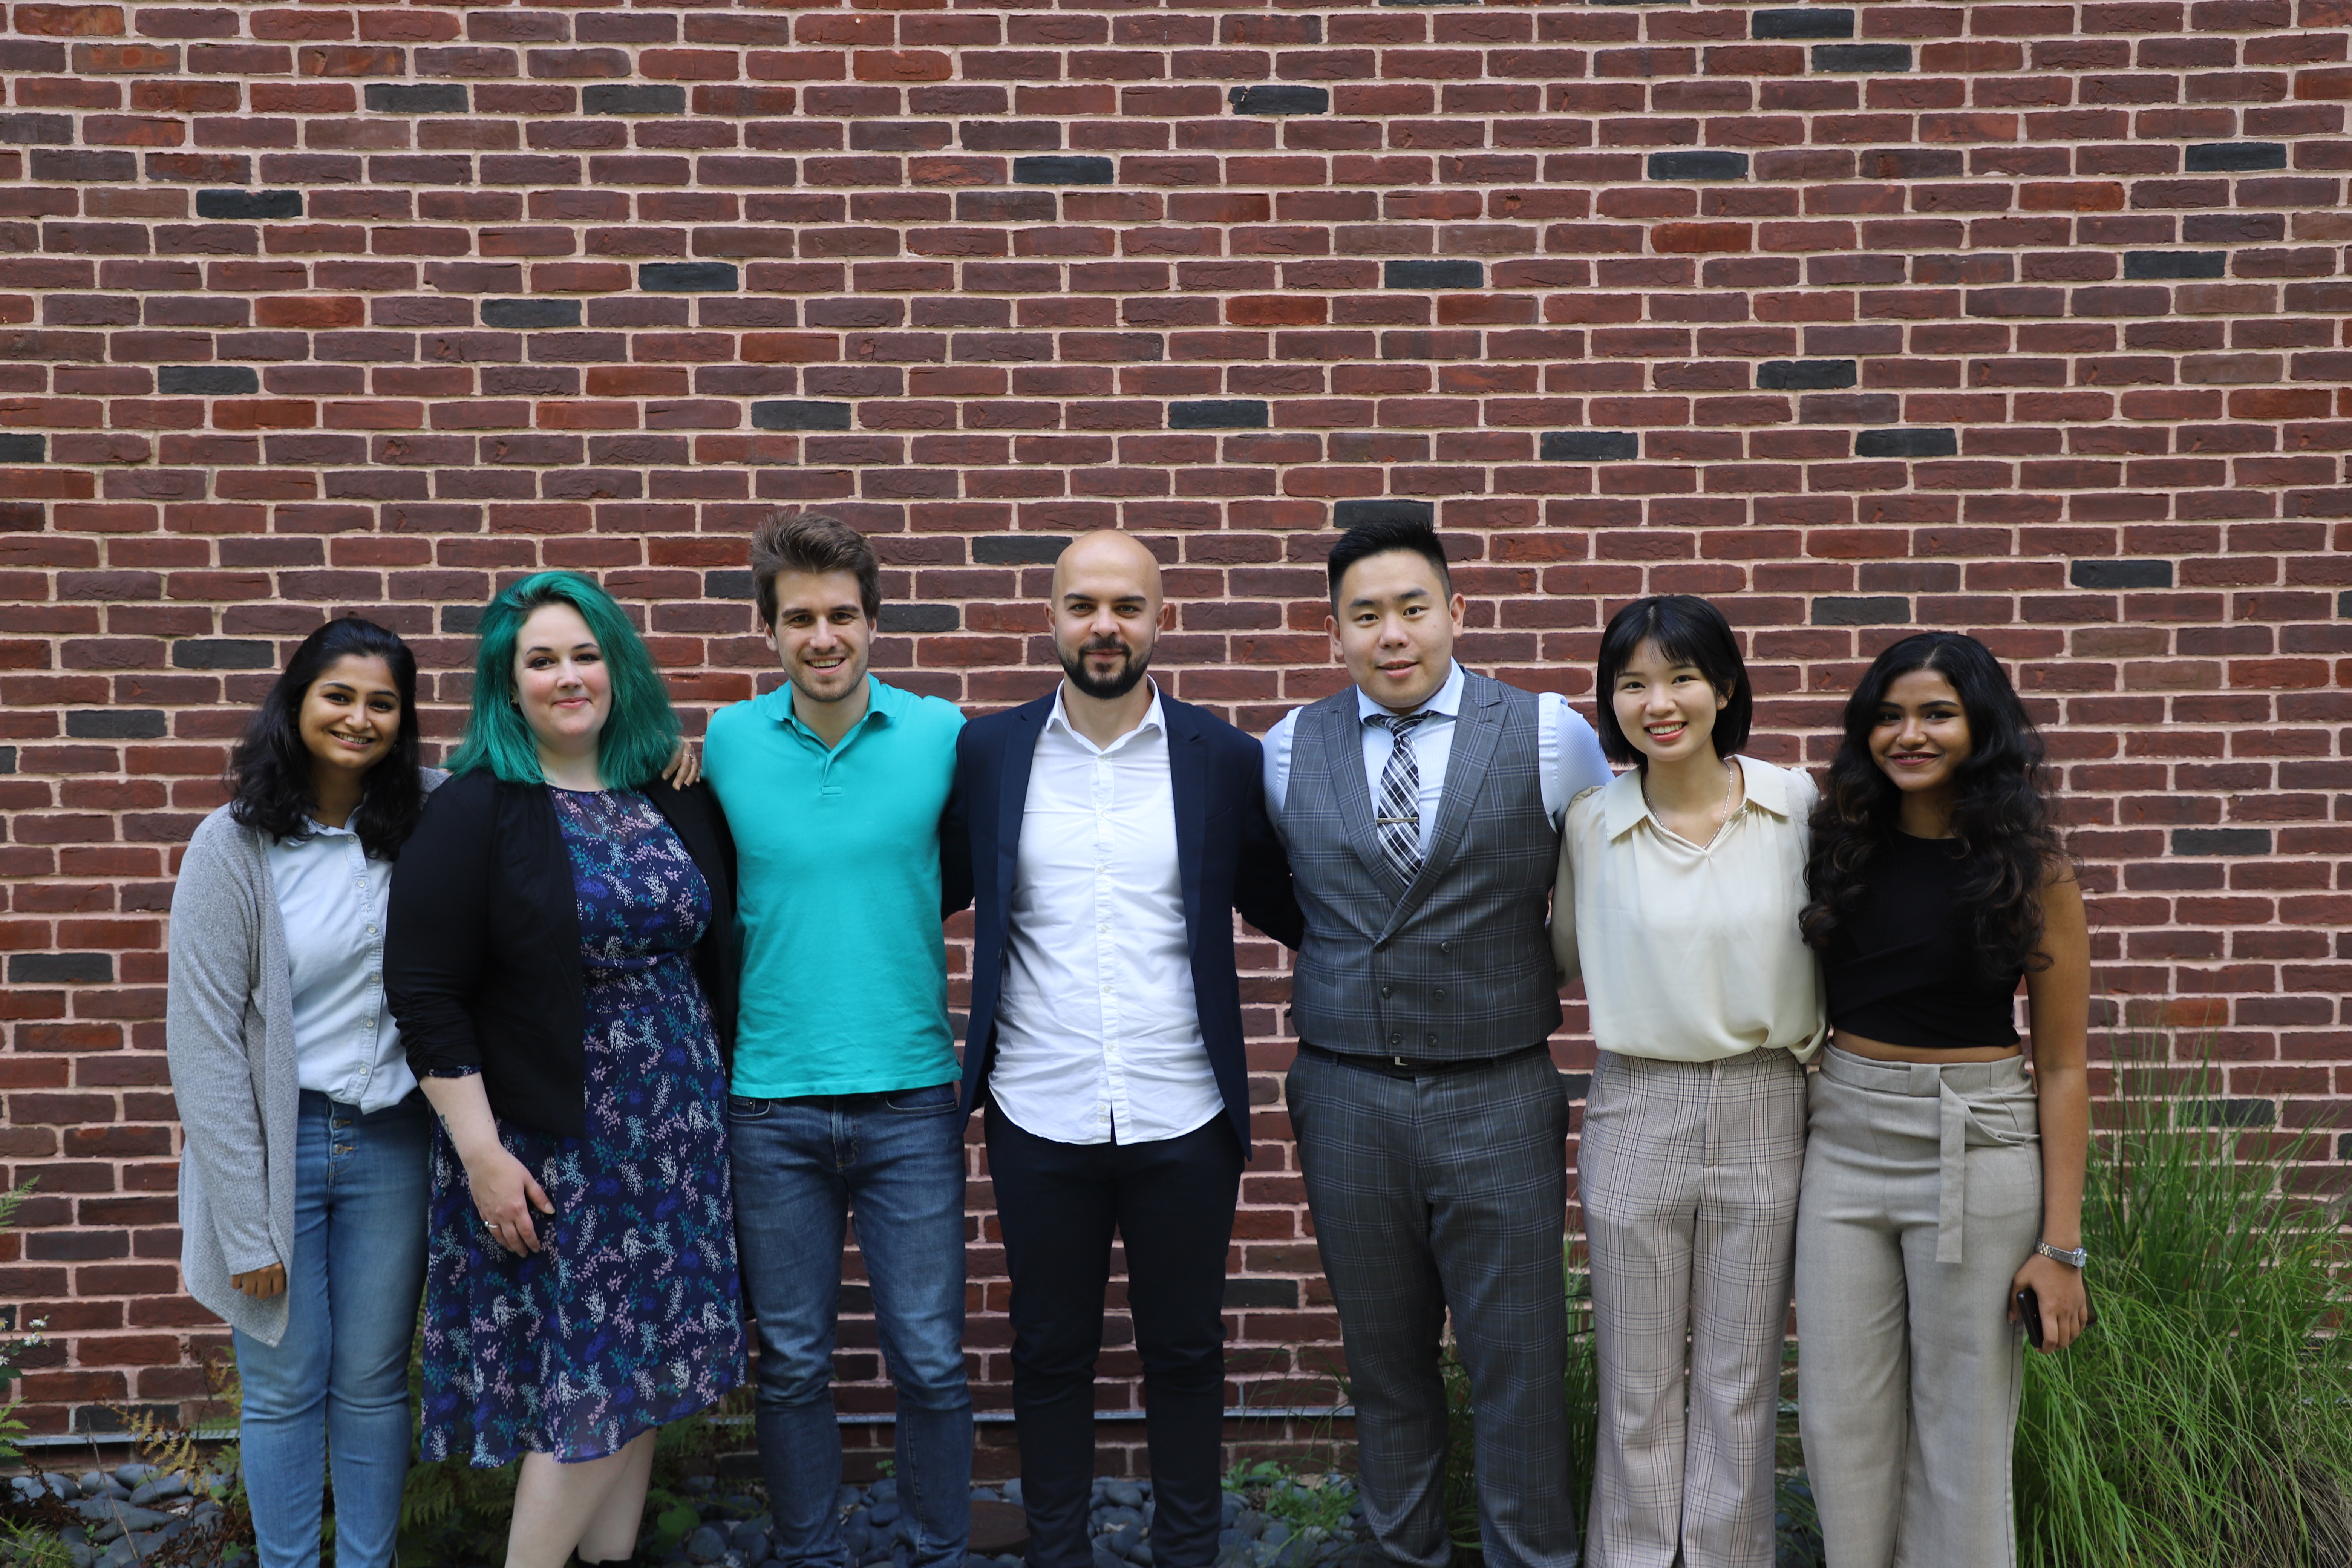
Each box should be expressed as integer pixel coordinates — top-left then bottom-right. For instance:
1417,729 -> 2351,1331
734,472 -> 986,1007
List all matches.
1060,637 -> 1152,701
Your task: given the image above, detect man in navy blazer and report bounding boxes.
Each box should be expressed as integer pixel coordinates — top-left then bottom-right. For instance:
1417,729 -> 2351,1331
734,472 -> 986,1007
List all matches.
942,531 -> 1302,1568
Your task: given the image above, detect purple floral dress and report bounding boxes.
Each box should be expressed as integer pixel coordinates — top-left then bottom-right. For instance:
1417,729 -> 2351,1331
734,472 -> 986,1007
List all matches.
420,787 -> 745,1465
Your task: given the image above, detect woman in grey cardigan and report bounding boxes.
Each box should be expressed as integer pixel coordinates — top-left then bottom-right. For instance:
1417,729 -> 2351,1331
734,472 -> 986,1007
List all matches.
167,617 -> 442,1568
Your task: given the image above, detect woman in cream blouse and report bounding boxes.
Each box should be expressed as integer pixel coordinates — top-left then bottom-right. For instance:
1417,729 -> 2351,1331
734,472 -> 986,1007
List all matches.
1553,594 -> 1825,1568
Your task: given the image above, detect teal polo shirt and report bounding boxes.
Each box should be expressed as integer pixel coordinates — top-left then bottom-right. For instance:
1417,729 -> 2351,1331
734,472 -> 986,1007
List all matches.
704,675 -> 965,1098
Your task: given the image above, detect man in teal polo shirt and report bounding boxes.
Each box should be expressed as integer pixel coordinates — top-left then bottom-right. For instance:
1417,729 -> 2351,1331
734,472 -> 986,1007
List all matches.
703,510 -> 970,1568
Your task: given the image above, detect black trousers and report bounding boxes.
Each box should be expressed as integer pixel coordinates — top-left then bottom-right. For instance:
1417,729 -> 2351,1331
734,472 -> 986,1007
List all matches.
984,1102 -> 1245,1568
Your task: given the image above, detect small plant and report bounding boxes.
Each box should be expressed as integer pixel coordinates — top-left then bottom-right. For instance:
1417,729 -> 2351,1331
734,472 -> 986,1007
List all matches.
2013,1035 -> 2352,1568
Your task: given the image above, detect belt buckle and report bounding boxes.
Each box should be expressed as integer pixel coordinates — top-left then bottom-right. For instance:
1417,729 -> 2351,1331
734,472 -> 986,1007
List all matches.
1390,1054 -> 1413,1072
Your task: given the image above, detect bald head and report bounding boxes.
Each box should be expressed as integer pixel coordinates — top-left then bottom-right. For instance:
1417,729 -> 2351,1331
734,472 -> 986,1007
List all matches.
1051,530 -> 1161,702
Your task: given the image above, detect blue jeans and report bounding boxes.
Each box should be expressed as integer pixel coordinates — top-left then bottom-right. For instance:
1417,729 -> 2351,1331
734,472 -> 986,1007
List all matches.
730,1082 -> 972,1568
231,1091 -> 431,1568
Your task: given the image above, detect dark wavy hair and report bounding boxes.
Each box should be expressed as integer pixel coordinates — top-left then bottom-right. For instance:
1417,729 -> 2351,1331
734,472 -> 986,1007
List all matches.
1801,632 -> 2069,978
1592,594 -> 1753,768
227,617 -> 426,861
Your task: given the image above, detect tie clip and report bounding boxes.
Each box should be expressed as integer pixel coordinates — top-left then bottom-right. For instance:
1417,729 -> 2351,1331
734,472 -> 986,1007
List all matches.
1376,814 -> 1418,826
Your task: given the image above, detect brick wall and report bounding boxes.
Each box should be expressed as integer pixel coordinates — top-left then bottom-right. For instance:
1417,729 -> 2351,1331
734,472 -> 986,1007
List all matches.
2,0 -> 2349,1452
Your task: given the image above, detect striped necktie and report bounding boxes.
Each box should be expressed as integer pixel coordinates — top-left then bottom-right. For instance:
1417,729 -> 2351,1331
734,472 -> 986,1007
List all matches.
1372,710 -> 1433,884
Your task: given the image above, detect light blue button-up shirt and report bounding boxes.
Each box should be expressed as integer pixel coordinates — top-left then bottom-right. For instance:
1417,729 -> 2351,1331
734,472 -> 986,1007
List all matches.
265,816 -> 415,1112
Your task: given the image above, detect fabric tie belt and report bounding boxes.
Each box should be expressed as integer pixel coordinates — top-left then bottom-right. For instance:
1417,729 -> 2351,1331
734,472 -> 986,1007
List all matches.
1822,1047 -> 2039,1266
1297,1041 -> 1551,1081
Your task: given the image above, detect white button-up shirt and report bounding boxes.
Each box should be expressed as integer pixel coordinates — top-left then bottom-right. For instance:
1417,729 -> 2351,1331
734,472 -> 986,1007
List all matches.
1260,662 -> 1614,842
265,816 -> 415,1112
989,684 -> 1219,1147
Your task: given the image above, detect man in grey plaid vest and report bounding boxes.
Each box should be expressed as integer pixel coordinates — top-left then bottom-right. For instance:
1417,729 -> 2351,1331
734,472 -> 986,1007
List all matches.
1262,517 -> 1611,1568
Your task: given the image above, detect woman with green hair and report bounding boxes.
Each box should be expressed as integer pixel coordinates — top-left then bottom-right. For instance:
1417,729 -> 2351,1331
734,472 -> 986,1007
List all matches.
387,570 -> 745,1568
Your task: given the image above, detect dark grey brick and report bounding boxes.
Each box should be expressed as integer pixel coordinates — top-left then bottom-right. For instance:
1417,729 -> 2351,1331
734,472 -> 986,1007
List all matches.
705,569 -> 754,600
1758,359 -> 1857,390
1560,1073 -> 1591,1102
2123,250 -> 2227,280
0,113 -> 73,145
751,400 -> 853,431
482,298 -> 583,329
1014,155 -> 1115,185
2171,827 -> 2270,856
159,365 -> 260,395
0,433 -> 44,462
1383,259 -> 1484,290
195,189 -> 303,220
1222,1278 -> 1298,1308
974,534 -> 1074,565
1169,399 -> 1268,429
1647,150 -> 1749,181
172,638 -> 276,670
1814,43 -> 1911,70
32,149 -> 136,182
364,83 -> 468,115
1381,0 -> 1480,8
10,953 -> 112,985
640,261 -> 738,293
2190,1098 -> 2275,1129
2184,141 -> 2287,173
2070,559 -> 2173,590
2341,589 -> 2352,619
1228,85 -> 1330,115
1753,6 -> 1855,36
1540,430 -> 1639,462
66,710 -> 165,740
441,605 -> 483,635
1811,596 -> 1910,626
583,84 -> 687,116
0,746 -> 14,776
879,603 -> 957,633
1855,427 -> 1958,457
1334,499 -> 1436,528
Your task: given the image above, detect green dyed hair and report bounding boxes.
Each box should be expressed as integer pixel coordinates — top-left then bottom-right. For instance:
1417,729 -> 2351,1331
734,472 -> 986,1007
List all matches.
446,570 -> 681,789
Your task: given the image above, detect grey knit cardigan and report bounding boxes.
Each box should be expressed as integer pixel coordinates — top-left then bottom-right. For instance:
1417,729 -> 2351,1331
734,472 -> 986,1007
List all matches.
165,775 -> 441,1347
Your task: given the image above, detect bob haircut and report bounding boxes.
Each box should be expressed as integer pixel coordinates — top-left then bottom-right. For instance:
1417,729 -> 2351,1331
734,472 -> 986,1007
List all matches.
1592,594 -> 1753,767
1325,516 -> 1453,604
1800,631 -> 2069,979
446,570 -> 681,790
228,616 -> 426,861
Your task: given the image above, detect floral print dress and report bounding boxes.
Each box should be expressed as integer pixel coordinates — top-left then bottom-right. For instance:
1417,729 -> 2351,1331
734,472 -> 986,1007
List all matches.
420,787 -> 745,1465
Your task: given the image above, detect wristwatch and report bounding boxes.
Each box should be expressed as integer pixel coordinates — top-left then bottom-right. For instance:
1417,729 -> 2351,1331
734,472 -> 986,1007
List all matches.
2034,1240 -> 2089,1269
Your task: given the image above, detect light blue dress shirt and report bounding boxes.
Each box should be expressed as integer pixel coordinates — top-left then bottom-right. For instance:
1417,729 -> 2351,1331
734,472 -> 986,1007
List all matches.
1260,662 -> 1615,846
265,816 -> 415,1112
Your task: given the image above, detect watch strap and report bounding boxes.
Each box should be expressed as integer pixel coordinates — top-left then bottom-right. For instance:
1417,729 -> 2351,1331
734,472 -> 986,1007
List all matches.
2035,1240 -> 2088,1269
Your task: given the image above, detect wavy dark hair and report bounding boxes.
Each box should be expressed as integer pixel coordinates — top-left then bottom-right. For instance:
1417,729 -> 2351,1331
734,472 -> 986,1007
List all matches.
226,617 -> 426,861
1800,631 -> 2070,978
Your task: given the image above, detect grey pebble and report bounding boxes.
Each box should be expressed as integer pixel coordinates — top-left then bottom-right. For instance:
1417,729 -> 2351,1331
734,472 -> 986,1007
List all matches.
1105,1481 -> 1145,1510
686,1524 -> 729,1562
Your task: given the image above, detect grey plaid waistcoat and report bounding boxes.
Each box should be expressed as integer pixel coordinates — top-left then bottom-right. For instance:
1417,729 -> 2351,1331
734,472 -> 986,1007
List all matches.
1284,671 -> 1563,1059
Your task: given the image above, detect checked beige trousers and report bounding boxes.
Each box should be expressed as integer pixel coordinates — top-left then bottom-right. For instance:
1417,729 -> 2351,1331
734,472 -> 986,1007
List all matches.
1580,1047 -> 1808,1568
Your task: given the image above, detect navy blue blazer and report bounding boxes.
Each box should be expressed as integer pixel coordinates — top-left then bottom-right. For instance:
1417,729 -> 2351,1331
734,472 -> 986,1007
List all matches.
940,689 -> 1304,1158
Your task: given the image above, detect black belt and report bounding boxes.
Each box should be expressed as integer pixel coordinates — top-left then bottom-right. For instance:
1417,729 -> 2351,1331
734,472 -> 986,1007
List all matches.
1297,1041 -> 1550,1081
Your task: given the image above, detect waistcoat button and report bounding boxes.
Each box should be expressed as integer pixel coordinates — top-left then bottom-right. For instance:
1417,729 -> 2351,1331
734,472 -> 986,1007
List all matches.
1388,1032 -> 1402,1047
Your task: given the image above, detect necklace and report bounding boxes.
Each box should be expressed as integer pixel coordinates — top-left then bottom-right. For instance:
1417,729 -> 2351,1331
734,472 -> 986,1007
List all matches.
1642,756 -> 1740,848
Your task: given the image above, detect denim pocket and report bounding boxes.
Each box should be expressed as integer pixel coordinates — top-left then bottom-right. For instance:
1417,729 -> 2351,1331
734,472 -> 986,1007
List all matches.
727,1095 -> 774,1121
881,1081 -> 959,1115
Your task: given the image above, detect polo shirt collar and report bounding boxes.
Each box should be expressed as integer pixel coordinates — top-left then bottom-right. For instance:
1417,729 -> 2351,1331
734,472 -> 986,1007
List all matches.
1354,660 -> 1465,727
1603,754 -> 1790,839
756,673 -> 903,743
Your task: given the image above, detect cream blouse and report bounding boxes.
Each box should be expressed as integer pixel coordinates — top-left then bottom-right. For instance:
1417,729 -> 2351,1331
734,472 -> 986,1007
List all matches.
1552,756 -> 1827,1064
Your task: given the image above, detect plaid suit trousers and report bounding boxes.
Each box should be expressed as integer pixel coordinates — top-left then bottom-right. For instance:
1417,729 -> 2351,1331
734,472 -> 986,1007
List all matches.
1580,1048 -> 1807,1568
1286,1046 -> 1581,1568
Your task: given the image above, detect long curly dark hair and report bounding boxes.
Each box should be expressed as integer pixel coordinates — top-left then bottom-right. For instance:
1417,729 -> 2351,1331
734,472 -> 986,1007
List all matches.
1800,631 -> 2069,978
227,617 -> 426,861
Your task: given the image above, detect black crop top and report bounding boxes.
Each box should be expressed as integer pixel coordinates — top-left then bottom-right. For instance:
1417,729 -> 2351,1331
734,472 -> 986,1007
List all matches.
1823,831 -> 2025,1052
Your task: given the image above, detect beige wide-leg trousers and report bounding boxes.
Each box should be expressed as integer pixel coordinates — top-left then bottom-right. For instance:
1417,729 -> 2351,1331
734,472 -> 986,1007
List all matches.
1794,1046 -> 2043,1568
1581,1047 -> 1807,1568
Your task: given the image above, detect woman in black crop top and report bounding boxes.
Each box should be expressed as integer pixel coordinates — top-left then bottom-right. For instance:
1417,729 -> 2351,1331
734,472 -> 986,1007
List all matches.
1789,632 -> 2090,1568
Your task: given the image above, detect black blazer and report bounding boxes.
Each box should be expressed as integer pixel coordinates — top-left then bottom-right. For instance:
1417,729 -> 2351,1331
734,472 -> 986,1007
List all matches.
940,690 -> 1303,1158
385,769 -> 738,1139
